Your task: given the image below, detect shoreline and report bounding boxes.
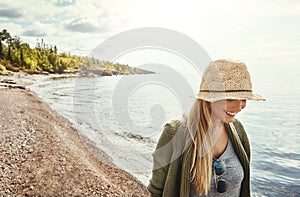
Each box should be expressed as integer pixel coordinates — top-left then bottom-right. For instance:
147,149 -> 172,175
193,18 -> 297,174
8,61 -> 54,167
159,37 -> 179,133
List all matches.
0,73 -> 150,196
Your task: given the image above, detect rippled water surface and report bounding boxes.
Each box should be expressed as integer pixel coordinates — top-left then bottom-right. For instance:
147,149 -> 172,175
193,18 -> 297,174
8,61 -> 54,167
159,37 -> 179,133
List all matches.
30,73 -> 300,197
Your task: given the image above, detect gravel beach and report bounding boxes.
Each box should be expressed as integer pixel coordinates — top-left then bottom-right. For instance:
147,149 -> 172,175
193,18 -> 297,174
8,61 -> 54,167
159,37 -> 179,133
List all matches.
0,75 -> 150,196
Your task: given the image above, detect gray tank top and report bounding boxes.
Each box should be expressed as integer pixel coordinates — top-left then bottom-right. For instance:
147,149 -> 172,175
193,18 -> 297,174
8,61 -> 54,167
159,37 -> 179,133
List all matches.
190,138 -> 244,197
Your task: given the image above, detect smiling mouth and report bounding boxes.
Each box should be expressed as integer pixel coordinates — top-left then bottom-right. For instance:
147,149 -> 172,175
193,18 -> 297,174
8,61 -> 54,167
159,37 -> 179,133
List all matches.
225,111 -> 237,116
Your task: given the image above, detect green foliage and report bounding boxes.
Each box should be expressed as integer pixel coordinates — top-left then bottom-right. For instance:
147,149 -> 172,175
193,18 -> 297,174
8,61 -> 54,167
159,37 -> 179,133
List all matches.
0,63 -> 6,74
0,29 -> 150,75
0,41 -> 3,59
0,59 -> 19,72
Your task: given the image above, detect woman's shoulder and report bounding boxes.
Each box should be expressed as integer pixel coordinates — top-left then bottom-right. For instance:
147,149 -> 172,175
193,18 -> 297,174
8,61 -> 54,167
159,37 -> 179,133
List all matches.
164,117 -> 182,129
155,115 -> 187,149
163,118 -> 182,133
162,115 -> 188,138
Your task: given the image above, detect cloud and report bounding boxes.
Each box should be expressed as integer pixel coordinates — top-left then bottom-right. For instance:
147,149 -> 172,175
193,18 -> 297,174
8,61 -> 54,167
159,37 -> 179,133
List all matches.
23,30 -> 47,37
22,22 -> 57,37
65,18 -> 103,33
1,0 -> 78,22
0,8 -> 23,18
54,0 -> 76,7
0,23 -> 24,37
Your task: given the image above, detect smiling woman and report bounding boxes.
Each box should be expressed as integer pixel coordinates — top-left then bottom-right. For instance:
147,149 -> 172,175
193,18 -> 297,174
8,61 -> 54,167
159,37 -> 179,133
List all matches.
148,59 -> 265,197
211,99 -> 247,123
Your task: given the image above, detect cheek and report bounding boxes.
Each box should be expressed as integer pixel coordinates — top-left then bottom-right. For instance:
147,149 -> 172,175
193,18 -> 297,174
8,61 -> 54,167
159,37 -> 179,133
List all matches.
211,101 -> 226,115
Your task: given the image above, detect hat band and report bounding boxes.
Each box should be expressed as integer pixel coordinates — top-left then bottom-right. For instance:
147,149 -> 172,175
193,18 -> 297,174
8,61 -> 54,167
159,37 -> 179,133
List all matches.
200,89 -> 252,93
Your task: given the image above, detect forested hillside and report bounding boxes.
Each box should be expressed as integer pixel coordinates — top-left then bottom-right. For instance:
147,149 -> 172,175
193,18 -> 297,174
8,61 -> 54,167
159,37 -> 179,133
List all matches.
0,29 -> 151,75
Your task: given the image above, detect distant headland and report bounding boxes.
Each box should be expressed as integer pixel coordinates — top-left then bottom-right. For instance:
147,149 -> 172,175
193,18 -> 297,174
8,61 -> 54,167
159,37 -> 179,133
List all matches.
0,29 -> 154,76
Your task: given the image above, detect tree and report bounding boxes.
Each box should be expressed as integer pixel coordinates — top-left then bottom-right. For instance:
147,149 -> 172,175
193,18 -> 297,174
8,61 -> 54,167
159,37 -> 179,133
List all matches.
7,45 -> 12,61
0,29 -> 11,59
0,29 -> 11,42
12,36 -> 21,49
48,53 -> 57,68
54,45 -> 57,54
0,41 -> 3,59
20,47 -> 25,66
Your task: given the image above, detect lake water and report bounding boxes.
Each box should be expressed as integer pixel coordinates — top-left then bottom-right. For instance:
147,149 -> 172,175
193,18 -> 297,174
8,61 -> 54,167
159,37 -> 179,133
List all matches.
30,72 -> 300,197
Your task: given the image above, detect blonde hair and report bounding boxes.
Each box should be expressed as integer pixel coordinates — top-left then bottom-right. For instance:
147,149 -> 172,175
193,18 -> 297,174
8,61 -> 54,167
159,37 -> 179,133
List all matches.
187,99 -> 213,195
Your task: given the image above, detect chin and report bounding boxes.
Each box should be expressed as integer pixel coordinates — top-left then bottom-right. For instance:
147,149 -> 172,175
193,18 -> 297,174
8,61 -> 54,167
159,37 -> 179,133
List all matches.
224,117 -> 235,124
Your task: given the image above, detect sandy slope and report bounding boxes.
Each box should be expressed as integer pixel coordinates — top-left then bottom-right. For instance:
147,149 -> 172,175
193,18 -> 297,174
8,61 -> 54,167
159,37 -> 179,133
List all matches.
0,88 -> 149,196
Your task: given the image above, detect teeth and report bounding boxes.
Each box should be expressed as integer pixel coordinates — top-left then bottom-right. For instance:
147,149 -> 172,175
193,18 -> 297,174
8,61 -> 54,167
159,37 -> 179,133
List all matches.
226,111 -> 237,116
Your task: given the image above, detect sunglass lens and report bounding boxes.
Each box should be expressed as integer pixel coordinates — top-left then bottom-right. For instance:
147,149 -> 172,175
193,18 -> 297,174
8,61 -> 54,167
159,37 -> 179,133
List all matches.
217,179 -> 227,193
214,160 -> 226,175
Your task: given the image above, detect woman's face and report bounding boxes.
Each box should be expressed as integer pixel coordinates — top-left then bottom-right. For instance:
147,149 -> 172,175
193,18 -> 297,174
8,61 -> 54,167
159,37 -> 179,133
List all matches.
211,99 -> 246,123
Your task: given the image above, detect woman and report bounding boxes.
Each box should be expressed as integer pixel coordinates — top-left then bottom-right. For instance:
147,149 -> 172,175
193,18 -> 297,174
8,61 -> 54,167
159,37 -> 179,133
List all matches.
147,59 -> 265,197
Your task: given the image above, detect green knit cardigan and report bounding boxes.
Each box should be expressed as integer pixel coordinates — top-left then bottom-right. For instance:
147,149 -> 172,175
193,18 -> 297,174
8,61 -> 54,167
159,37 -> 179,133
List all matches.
147,118 -> 251,197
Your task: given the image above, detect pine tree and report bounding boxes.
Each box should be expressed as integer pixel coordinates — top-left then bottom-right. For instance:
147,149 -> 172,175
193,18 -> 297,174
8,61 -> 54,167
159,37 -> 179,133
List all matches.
7,45 -> 12,61
20,47 -> 24,66
54,45 -> 57,54
0,41 -> 3,59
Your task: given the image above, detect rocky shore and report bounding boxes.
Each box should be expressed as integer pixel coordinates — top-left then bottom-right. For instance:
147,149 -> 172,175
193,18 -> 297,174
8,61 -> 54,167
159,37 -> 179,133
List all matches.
0,76 -> 150,196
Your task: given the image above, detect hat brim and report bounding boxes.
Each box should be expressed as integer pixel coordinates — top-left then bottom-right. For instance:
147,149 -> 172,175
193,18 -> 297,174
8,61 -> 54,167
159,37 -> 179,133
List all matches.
195,92 -> 266,102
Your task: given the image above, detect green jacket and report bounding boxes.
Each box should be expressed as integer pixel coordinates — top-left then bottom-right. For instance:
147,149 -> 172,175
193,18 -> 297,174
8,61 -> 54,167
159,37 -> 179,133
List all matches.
147,118 -> 251,197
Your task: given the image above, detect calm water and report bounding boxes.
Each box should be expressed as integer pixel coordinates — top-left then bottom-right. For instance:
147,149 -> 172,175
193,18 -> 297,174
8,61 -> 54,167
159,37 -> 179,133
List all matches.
30,73 -> 300,197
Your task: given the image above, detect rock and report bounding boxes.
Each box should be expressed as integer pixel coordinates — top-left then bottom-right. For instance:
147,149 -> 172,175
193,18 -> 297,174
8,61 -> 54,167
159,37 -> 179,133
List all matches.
80,69 -> 114,76
111,70 -> 120,75
0,83 -> 26,90
0,79 -> 16,84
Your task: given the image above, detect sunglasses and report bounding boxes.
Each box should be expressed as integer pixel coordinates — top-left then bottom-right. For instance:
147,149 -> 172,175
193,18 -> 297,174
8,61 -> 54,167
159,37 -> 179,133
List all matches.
213,160 -> 227,193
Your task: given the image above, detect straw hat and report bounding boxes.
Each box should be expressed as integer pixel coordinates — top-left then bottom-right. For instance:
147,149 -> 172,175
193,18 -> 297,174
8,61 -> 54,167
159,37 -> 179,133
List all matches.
196,59 -> 265,102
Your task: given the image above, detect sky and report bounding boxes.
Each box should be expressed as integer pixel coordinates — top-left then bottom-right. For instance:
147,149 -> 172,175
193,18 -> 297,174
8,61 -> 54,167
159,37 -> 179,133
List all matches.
0,0 -> 299,89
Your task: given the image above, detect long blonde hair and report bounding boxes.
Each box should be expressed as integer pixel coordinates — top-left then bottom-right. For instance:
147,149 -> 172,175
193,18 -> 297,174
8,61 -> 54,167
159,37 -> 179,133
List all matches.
187,99 -> 214,195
